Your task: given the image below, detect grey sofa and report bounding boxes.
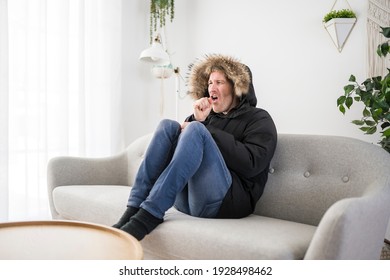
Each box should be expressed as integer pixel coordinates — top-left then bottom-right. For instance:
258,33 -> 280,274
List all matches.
47,133 -> 390,259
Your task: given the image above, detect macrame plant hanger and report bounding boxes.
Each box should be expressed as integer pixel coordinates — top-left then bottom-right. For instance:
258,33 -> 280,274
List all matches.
324,0 -> 357,52
367,0 -> 390,77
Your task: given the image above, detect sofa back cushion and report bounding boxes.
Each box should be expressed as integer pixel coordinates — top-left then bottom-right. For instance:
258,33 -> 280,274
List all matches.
254,134 -> 390,226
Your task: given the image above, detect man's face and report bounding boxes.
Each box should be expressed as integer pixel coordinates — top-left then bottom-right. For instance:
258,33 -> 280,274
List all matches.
208,70 -> 235,114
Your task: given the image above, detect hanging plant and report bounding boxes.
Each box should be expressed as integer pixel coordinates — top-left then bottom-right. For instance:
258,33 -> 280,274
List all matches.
323,0 -> 357,52
323,9 -> 356,23
150,0 -> 175,43
323,8 -> 357,52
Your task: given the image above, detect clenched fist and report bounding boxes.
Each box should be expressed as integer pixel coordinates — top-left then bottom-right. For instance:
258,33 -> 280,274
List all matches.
193,97 -> 212,121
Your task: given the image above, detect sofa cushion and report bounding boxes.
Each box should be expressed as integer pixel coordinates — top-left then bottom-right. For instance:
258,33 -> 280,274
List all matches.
52,185 -> 131,226
53,185 -> 316,259
142,208 -> 317,260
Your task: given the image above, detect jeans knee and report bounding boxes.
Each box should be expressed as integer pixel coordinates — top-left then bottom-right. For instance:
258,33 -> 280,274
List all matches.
157,119 -> 181,135
182,121 -> 211,142
186,121 -> 206,133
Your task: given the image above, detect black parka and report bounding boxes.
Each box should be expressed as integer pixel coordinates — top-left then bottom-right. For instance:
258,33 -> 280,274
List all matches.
186,69 -> 277,218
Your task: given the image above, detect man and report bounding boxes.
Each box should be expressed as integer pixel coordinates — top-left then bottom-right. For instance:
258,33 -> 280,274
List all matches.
113,54 -> 277,240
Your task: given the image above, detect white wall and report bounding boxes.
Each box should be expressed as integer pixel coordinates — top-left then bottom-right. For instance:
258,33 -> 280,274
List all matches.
123,0 -> 379,147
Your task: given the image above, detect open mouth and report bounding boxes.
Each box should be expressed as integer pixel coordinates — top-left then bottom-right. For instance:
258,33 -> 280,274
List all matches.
211,95 -> 218,101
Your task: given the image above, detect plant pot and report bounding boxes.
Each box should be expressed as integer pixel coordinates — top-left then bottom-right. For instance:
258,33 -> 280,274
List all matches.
324,17 -> 357,52
151,63 -> 173,79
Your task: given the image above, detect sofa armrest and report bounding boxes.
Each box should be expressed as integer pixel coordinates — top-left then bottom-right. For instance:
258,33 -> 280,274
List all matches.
47,152 -> 130,218
304,179 -> 390,259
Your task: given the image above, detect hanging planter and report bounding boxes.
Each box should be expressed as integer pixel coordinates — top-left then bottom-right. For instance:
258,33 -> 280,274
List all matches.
323,2 -> 357,52
150,0 -> 175,44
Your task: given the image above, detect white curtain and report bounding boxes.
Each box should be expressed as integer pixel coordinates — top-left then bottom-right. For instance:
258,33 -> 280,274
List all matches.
0,0 -> 9,221
0,0 -> 124,221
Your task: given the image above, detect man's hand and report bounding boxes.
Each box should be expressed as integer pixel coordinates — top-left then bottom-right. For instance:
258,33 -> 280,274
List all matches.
193,97 -> 212,121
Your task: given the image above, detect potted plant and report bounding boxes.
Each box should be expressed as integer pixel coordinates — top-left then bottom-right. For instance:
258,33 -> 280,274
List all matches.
337,26 -> 390,153
323,9 -> 356,24
323,9 -> 357,52
337,26 -> 390,247
149,0 -> 175,43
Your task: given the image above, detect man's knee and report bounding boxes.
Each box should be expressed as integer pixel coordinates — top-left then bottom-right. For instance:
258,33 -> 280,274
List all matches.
158,119 -> 181,134
184,122 -> 210,140
186,121 -> 206,132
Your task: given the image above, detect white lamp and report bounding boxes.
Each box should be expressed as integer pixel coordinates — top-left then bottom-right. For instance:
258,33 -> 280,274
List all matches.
139,35 -> 170,64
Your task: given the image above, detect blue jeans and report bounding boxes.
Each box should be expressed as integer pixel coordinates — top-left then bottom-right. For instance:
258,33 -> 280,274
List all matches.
127,119 -> 232,219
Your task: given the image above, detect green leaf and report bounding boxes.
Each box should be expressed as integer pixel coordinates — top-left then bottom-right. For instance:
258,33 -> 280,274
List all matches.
382,128 -> 390,137
363,107 -> 371,117
373,108 -> 383,119
377,44 -> 383,57
382,42 -> 389,56
359,126 -> 370,132
344,84 -> 355,94
364,98 -> 372,108
354,96 -> 361,101
349,75 -> 356,82
359,90 -> 369,101
380,27 -> 390,38
351,120 -> 365,126
337,96 -> 346,106
346,97 -> 353,108
377,42 -> 389,57
382,129 -> 390,137
373,76 -> 383,89
364,120 -> 377,126
363,78 -> 373,85
378,99 -> 390,111
339,105 -> 346,114
360,126 -> 377,134
366,126 -> 377,135
365,81 -> 374,92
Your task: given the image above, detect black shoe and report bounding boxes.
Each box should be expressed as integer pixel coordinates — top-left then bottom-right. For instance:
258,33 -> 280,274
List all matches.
120,208 -> 163,240
112,206 -> 139,229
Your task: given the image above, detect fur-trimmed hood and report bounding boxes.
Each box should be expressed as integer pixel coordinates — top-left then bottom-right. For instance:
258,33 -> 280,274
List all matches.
187,54 -> 256,107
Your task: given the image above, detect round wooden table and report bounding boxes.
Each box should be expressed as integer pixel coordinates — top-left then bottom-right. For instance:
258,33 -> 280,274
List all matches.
0,220 -> 143,260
